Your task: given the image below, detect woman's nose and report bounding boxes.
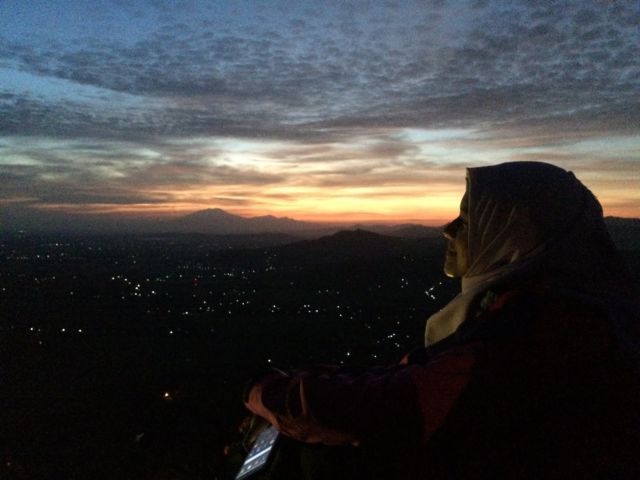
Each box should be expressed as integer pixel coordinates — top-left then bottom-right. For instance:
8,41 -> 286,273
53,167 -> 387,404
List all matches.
443,217 -> 461,240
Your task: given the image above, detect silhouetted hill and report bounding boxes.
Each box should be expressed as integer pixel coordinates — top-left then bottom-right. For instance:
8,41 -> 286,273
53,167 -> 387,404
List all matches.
291,229 -> 401,252
605,217 -> 640,251
270,229 -> 446,266
386,224 -> 443,238
158,209 -> 448,238
351,223 -> 442,238
201,229 -> 449,279
605,217 -> 640,285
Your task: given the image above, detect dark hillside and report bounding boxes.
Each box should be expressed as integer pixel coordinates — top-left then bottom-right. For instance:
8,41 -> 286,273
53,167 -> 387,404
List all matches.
2,220 -> 637,479
605,217 -> 640,252
605,217 -> 640,285
0,231 -> 457,480
274,229 -> 445,263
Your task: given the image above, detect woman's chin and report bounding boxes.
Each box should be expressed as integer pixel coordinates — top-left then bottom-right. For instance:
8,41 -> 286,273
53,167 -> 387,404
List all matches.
443,261 -> 458,278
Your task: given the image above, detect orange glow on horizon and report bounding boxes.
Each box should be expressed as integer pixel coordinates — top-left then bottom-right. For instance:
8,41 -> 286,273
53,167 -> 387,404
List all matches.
26,181 -> 470,225
26,190 -> 640,226
19,174 -> 640,226
34,202 -> 459,225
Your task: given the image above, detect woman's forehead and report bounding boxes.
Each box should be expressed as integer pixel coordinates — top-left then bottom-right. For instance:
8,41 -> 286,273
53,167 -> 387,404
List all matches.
460,192 -> 469,212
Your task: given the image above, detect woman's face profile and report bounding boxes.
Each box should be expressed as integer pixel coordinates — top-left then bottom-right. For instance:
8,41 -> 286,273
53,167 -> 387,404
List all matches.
443,192 -> 469,278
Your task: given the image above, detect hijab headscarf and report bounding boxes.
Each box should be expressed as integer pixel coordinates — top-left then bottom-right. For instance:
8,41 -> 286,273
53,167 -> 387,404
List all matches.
425,162 -> 638,356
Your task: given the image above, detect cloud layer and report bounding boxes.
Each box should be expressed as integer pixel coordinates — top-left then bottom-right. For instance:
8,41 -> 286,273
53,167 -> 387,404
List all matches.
0,0 -> 638,221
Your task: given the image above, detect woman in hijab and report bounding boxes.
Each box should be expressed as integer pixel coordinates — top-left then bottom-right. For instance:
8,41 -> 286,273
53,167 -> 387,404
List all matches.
243,162 -> 640,479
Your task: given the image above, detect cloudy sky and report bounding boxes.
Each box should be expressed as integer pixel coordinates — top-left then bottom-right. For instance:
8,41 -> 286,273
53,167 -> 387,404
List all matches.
1,0 -> 639,225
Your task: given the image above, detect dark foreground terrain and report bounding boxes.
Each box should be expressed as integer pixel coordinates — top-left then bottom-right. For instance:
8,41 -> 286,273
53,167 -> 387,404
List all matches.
1,230 -> 457,479
1,222 -> 638,479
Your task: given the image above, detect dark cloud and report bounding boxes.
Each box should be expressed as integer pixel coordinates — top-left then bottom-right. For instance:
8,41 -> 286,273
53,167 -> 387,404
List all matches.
0,163 -> 168,205
37,190 -> 170,205
209,196 -> 254,207
262,137 -> 420,165
121,160 -> 285,188
2,0 -> 637,145
0,137 -> 284,208
365,139 -> 421,160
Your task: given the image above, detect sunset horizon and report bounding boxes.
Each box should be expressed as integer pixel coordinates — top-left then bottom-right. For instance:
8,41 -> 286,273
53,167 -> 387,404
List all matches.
1,1 -> 639,227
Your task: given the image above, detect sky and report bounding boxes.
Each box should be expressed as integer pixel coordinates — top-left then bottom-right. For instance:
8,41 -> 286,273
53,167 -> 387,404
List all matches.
0,0 -> 639,226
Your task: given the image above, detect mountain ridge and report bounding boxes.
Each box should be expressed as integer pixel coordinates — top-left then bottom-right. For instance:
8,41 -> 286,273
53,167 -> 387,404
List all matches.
1,205 -> 639,242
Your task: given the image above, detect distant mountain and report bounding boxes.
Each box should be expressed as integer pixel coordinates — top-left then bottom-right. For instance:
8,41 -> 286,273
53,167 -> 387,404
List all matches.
162,208 -> 448,238
162,208 -> 320,235
2,204 -> 638,248
0,204 -> 440,238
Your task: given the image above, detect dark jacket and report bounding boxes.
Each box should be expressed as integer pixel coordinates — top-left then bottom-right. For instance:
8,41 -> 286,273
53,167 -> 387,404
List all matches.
245,286 -> 640,479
